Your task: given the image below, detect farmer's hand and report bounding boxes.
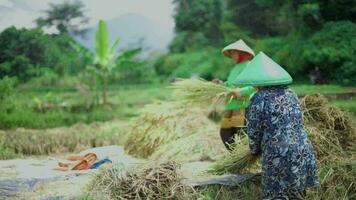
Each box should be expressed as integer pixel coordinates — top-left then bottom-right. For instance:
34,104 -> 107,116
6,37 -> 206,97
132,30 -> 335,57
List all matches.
228,89 -> 242,98
212,79 -> 223,85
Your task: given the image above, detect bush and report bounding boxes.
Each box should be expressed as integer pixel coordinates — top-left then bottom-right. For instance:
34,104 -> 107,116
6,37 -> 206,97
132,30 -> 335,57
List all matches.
254,21 -> 356,84
0,26 -> 85,82
307,21 -> 356,84
154,48 -> 233,80
0,76 -> 17,102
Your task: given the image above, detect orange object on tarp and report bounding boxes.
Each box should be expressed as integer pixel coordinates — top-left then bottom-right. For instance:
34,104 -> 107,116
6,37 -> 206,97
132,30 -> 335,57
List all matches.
54,153 -> 97,171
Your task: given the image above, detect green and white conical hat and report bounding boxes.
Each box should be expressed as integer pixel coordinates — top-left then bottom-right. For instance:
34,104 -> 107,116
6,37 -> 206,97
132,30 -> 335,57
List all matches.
233,52 -> 293,86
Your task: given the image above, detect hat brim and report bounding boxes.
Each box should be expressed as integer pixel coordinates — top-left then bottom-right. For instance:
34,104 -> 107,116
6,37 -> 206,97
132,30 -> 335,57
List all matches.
222,49 -> 255,58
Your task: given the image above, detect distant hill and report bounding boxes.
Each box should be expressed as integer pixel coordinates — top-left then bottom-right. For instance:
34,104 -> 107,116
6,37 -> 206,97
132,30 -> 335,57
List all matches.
74,13 -> 174,54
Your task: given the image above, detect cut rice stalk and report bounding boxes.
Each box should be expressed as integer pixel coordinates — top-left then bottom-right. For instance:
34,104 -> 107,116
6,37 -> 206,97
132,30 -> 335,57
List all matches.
124,101 -> 213,158
207,135 -> 260,175
171,78 -> 245,107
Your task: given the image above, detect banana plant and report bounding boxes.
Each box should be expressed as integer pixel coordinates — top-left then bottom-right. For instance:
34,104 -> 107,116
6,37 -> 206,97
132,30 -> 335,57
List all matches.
94,20 -> 120,104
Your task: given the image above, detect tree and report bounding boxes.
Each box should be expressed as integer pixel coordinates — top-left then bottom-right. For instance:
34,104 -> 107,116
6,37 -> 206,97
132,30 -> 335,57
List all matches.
0,26 -> 85,81
90,20 -> 142,104
225,0 -> 292,36
36,1 -> 89,36
171,0 -> 223,52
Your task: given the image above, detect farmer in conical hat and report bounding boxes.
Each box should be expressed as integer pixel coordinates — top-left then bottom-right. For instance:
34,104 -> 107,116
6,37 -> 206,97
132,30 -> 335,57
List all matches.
235,52 -> 319,200
218,39 -> 256,150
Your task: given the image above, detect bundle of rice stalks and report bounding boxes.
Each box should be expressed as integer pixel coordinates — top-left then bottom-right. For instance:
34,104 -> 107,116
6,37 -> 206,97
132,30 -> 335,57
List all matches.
300,94 -> 356,162
89,161 -> 195,200
150,123 -> 226,163
207,135 -> 260,175
171,78 -> 242,107
124,101 -> 213,158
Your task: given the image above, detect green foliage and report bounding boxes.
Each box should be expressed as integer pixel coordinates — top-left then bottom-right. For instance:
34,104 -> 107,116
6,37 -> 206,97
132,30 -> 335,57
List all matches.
154,48 -> 232,80
169,31 -> 210,53
168,0 -> 355,86
86,20 -> 146,103
297,3 -> 323,32
171,0 -> 223,51
95,20 -> 111,67
224,0 -> 292,36
318,0 -> 356,22
36,1 -> 89,36
0,76 -> 17,102
305,21 -> 356,84
251,21 -> 356,84
0,26 -> 85,82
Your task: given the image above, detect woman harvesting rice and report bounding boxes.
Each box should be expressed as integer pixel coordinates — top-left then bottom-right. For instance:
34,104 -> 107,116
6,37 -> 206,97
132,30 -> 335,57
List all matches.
217,39 -> 256,150
235,52 -> 319,200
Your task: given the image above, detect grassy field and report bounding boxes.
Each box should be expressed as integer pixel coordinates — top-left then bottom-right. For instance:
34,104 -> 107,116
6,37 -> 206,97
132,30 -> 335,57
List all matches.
1,83 -> 355,129
330,99 -> 356,114
0,84 -> 170,129
290,84 -> 345,94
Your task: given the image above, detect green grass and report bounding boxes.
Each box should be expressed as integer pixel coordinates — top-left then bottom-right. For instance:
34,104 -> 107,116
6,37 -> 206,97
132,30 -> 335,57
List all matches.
196,179 -> 261,200
291,84 -> 345,94
330,99 -> 356,114
0,84 -> 170,129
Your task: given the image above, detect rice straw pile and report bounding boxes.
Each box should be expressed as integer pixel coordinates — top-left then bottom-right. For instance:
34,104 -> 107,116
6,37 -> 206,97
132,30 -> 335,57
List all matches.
89,161 -> 195,200
171,78 -> 242,107
300,94 -> 356,163
124,101 -> 213,158
150,122 -> 226,163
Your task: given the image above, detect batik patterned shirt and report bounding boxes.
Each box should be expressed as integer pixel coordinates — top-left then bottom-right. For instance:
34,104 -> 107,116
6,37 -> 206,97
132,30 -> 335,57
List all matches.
245,86 -> 319,198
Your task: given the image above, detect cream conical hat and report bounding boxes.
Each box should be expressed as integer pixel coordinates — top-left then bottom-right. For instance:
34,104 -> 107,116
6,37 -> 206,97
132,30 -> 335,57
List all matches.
222,39 -> 255,58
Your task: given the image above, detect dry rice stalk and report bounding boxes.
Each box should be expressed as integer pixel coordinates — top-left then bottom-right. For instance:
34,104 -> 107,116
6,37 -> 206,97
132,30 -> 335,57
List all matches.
207,135 -> 261,175
0,121 -> 123,157
300,94 -> 356,163
150,123 -> 226,163
171,78 -> 243,107
89,161 -> 195,200
124,101 -> 213,158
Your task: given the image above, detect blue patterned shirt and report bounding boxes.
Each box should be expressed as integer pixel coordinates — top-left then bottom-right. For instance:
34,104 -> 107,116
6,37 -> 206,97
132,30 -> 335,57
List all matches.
246,86 -> 319,198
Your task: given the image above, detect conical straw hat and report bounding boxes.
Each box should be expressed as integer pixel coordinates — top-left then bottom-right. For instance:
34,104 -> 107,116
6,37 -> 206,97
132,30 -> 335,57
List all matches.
222,39 -> 255,58
234,52 -> 293,86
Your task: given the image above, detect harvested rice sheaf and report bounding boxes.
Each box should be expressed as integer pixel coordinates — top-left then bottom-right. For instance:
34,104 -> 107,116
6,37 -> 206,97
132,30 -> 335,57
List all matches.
124,101 -> 213,158
89,161 -> 195,200
171,78 -> 242,107
206,135 -> 261,175
150,123 -> 226,163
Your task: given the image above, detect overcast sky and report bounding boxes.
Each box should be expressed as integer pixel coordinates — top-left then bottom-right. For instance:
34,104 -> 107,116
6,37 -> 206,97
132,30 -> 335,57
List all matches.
0,0 -> 175,33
